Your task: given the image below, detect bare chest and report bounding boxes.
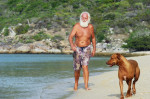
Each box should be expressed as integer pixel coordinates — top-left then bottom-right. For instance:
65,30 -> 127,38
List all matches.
76,28 -> 91,37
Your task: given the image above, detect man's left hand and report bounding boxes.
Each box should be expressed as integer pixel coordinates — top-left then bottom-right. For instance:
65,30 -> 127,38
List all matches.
91,50 -> 95,57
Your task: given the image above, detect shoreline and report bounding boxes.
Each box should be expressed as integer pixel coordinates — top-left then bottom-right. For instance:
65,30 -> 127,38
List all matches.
67,55 -> 150,99
0,51 -> 150,57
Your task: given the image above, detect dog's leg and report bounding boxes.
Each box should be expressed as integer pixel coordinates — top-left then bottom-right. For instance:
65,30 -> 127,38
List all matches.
126,80 -> 129,85
132,79 -> 136,94
132,67 -> 140,94
119,79 -> 124,99
126,80 -> 132,97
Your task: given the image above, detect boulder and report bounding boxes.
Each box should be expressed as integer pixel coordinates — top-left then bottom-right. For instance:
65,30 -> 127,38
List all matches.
48,48 -> 61,53
1,27 -> 6,34
8,26 -> 16,38
109,28 -> 114,34
114,26 -> 125,34
16,45 -> 31,53
30,17 -> 39,24
125,12 -> 137,18
62,48 -> 73,54
31,48 -> 46,53
96,43 -> 103,52
0,46 -> 9,53
35,21 -> 45,29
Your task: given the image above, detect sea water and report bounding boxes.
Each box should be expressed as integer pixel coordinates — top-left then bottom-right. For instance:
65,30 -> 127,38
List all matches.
0,54 -> 115,99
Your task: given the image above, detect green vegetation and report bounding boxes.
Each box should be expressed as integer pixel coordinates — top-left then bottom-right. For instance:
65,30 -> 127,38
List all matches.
65,31 -> 69,36
15,25 -> 30,35
19,36 -> 34,44
0,0 -> 150,51
51,35 -> 64,43
24,39 -> 34,43
122,27 -> 150,51
122,36 -> 150,51
3,28 -> 9,36
31,31 -> 51,41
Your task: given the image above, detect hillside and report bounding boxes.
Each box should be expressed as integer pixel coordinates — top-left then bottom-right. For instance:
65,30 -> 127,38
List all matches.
0,0 -> 150,53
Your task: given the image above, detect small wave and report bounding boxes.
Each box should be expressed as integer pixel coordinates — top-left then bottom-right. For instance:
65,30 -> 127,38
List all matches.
40,78 -> 74,99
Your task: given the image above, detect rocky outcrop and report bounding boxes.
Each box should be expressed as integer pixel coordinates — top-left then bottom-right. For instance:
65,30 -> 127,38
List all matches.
0,16 -> 132,54
96,33 -> 130,53
16,45 -> 31,53
0,38 -> 72,54
0,31 -> 130,54
8,26 -> 16,37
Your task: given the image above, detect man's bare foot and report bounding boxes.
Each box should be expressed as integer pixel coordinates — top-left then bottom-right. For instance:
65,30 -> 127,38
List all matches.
74,87 -> 77,91
85,88 -> 91,90
74,84 -> 78,91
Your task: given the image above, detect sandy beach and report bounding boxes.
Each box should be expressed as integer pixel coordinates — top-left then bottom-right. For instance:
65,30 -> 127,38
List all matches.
67,55 -> 150,99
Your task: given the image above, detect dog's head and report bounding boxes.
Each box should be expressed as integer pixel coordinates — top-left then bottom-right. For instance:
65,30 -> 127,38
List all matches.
106,53 -> 121,67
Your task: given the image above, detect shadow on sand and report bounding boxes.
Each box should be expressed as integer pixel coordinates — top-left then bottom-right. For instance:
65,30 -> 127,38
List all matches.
108,92 -> 126,98
72,83 -> 94,90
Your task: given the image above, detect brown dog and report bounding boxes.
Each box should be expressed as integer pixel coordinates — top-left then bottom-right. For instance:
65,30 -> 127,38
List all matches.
106,53 -> 140,99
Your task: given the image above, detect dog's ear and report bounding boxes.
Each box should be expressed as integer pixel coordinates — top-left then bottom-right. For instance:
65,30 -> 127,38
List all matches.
116,53 -> 121,60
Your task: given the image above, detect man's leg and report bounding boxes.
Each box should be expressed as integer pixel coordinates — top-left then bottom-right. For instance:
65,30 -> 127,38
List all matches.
74,69 -> 80,90
82,65 -> 90,90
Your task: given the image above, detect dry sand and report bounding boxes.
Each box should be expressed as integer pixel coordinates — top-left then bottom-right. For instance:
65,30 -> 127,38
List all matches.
67,55 -> 150,99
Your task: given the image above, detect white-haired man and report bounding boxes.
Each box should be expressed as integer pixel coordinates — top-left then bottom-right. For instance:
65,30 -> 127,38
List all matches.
69,12 -> 96,90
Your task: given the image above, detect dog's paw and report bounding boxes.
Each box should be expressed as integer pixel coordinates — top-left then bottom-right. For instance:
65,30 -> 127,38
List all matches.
120,96 -> 124,99
125,93 -> 132,98
132,89 -> 136,94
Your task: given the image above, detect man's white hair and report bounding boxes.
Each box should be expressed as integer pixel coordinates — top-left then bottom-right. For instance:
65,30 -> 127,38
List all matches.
80,12 -> 91,27
80,12 -> 91,23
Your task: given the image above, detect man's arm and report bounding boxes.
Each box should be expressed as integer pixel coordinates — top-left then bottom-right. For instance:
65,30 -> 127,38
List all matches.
68,25 -> 77,51
91,25 -> 96,56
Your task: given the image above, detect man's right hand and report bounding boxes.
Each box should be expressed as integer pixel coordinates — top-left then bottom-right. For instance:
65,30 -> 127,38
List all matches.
71,45 -> 77,51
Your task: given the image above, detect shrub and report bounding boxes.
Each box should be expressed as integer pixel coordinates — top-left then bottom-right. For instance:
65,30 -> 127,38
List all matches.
96,33 -> 106,42
136,9 -> 150,22
66,31 -> 69,36
24,39 -> 34,43
97,3 -> 118,13
96,0 -> 114,4
51,35 -> 64,42
32,31 -> 51,41
131,27 -> 150,38
134,2 -> 144,9
15,25 -> 29,35
14,3 -> 26,14
95,24 -> 108,42
119,0 -> 130,9
138,0 -> 150,5
122,36 -> 150,51
19,36 -> 34,43
3,28 -> 9,36
103,13 -> 116,20
97,4 -> 109,13
68,19 -> 77,26
113,18 -> 137,28
122,27 -> 150,51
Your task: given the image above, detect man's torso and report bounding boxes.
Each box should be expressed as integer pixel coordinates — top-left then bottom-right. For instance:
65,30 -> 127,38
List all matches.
74,23 -> 92,47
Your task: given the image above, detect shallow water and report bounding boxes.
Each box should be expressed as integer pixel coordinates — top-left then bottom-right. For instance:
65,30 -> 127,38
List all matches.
0,54 -> 115,99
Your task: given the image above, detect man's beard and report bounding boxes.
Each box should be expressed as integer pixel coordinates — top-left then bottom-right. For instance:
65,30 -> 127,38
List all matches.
80,20 -> 89,27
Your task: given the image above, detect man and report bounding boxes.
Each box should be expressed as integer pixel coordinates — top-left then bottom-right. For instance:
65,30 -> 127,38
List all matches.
69,12 -> 96,90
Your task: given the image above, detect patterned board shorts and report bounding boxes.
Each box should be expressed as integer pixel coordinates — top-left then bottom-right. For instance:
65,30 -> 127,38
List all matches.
73,45 -> 91,71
